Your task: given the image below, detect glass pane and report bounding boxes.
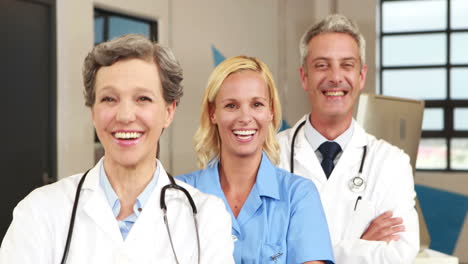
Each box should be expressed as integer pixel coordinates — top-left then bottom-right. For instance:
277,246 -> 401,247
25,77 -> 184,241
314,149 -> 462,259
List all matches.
382,69 -> 446,100
383,34 -> 446,66
383,0 -> 447,32
109,16 -> 150,40
454,108 -> 468,130
416,138 -> 447,169
452,0 -> 468,29
422,108 -> 444,130
94,17 -> 104,44
451,33 -> 468,64
451,68 -> 468,99
451,138 -> 468,170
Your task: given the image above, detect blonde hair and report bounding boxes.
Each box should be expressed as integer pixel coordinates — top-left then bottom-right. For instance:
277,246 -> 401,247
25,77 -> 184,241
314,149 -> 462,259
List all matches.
194,55 -> 282,168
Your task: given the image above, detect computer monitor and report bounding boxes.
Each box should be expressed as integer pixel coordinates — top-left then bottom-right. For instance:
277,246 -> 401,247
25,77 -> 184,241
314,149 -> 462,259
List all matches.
355,93 -> 430,250
355,93 -> 425,171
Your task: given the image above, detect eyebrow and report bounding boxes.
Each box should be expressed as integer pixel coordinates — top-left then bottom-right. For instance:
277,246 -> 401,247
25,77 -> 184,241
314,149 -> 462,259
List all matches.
312,56 -> 358,62
96,86 -> 156,96
220,96 -> 268,103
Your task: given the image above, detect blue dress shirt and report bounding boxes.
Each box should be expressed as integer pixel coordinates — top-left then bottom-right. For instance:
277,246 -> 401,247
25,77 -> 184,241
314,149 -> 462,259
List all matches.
177,153 -> 334,264
99,162 -> 160,240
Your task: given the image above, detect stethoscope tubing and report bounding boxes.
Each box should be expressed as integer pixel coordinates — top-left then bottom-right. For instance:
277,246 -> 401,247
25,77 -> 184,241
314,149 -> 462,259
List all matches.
61,169 -> 90,264
289,119 -> 367,191
61,169 -> 200,264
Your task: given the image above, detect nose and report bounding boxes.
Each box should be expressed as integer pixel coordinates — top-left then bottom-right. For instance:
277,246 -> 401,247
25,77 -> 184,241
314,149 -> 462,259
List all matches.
328,65 -> 343,86
115,100 -> 136,124
237,105 -> 253,125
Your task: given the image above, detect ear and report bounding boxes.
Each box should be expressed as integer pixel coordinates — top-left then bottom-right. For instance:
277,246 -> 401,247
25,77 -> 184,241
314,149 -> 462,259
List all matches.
359,64 -> 368,92
163,101 -> 177,128
299,66 -> 308,92
209,103 -> 217,124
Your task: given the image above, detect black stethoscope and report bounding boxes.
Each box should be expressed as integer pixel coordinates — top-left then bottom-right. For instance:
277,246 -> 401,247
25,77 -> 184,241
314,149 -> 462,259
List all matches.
60,169 -> 200,264
289,119 -> 367,193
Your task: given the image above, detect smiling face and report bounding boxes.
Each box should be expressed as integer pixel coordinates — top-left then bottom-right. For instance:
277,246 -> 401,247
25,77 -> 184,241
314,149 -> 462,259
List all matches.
300,32 -> 367,124
210,70 -> 273,160
92,58 -> 176,168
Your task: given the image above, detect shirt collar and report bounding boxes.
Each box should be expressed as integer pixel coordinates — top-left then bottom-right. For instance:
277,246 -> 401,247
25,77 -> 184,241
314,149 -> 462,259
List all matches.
255,152 -> 280,200
304,115 -> 355,151
202,152 -> 280,200
99,160 -> 160,217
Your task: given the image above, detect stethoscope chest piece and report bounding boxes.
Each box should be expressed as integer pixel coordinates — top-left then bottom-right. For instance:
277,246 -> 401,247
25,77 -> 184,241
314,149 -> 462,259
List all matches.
348,175 -> 366,193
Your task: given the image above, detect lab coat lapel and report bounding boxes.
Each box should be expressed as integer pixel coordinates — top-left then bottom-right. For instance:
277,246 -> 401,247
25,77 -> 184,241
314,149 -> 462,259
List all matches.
293,123 -> 327,188
125,162 -> 167,250
323,122 -> 368,195
81,160 -> 123,243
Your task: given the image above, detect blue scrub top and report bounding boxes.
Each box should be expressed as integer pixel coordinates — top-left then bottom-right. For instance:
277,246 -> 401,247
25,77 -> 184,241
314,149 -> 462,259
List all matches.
177,153 -> 334,264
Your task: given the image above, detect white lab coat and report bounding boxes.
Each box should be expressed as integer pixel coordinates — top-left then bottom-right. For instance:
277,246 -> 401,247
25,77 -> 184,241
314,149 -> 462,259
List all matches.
0,159 -> 234,264
277,115 -> 419,264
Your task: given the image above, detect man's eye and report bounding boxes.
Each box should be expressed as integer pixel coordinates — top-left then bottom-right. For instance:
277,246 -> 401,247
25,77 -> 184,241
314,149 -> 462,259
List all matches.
315,63 -> 327,69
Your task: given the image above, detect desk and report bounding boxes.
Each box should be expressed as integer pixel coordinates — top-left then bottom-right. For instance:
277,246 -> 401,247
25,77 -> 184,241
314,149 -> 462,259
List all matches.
414,249 -> 459,264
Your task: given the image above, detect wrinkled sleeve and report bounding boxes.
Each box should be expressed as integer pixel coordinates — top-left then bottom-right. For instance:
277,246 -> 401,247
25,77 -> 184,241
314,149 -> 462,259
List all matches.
287,180 -> 335,264
333,151 -> 419,264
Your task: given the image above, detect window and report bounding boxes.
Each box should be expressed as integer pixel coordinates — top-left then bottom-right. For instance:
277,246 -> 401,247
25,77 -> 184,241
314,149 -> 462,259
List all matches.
94,9 -> 158,45
380,0 -> 468,171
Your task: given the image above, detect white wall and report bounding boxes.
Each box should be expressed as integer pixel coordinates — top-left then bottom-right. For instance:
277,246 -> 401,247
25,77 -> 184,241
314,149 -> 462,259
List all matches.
56,0 -> 94,179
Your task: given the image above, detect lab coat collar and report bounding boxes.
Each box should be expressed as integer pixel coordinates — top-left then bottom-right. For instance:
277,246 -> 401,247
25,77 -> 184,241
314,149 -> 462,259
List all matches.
79,158 -> 170,244
291,115 -> 368,185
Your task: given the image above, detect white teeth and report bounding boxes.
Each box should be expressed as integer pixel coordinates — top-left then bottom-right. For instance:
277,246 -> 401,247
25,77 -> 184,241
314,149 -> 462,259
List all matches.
233,130 -> 256,136
114,132 -> 142,139
325,91 -> 345,96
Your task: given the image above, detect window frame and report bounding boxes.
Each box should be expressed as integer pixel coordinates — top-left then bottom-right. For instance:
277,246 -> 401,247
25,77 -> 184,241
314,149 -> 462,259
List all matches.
94,8 -> 158,44
379,0 -> 468,172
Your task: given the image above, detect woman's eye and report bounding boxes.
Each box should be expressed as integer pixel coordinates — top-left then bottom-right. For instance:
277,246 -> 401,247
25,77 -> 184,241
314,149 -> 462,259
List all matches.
138,96 -> 152,102
225,103 -> 236,109
253,102 -> 264,107
101,97 -> 115,102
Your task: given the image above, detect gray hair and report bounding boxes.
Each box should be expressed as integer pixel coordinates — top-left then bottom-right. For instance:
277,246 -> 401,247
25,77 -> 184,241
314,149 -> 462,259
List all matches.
83,34 -> 183,107
300,14 -> 366,70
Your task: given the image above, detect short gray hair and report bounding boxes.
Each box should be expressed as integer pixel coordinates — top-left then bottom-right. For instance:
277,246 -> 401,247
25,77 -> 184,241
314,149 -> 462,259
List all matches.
83,34 -> 183,107
300,14 -> 366,70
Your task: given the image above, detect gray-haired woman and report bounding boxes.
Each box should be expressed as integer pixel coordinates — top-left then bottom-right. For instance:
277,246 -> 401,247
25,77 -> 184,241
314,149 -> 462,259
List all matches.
1,34 -> 234,264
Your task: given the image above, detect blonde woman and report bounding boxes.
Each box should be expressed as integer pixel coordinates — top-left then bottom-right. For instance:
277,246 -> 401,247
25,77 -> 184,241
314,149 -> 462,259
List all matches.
178,56 -> 334,264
